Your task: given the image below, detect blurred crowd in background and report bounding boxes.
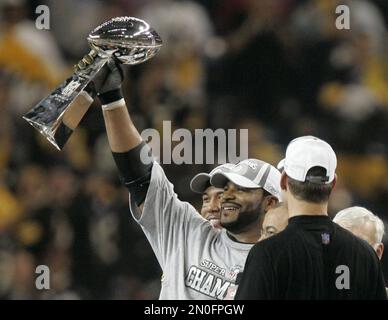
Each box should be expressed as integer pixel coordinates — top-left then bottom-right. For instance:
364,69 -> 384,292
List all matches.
0,0 -> 388,299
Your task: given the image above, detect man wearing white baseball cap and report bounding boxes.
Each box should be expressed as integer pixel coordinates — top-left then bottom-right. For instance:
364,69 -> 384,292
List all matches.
236,136 -> 387,299
206,158 -> 282,300
210,159 -> 282,241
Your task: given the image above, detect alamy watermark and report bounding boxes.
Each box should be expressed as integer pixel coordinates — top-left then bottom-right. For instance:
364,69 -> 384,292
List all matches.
35,5 -> 50,30
35,265 -> 50,290
34,4 -> 350,32
335,265 -> 350,290
335,5 -> 350,30
140,121 -> 248,165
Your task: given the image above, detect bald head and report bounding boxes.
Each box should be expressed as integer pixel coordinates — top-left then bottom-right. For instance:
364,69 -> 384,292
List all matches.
259,203 -> 288,241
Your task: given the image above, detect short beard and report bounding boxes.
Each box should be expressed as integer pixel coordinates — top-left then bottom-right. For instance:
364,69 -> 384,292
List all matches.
221,202 -> 263,234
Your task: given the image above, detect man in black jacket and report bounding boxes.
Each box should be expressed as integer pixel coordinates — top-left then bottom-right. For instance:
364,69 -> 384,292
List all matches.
235,136 -> 387,299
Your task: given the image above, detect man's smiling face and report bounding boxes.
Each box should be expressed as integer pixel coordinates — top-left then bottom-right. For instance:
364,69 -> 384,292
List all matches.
220,181 -> 266,233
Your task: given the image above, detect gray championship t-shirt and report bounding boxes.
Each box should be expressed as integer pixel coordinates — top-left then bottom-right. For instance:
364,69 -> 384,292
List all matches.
129,162 -> 253,300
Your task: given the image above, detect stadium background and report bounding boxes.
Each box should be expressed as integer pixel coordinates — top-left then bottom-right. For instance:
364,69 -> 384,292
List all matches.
0,0 -> 387,299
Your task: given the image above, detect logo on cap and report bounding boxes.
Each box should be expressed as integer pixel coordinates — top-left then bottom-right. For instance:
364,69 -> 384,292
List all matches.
245,160 -> 258,170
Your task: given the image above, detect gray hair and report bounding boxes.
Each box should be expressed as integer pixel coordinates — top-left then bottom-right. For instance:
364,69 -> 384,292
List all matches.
333,206 -> 385,244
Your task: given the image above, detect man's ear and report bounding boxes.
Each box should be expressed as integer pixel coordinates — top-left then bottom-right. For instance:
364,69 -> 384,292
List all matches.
331,174 -> 337,190
263,195 -> 278,213
280,172 -> 288,191
375,243 -> 384,260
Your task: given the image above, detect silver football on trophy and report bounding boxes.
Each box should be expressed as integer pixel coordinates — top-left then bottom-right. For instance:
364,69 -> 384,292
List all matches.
87,16 -> 162,65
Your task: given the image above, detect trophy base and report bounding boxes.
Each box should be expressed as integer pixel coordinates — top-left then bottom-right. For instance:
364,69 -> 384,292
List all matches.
23,116 -> 67,150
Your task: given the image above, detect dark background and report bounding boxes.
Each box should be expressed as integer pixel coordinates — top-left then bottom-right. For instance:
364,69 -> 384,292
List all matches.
0,0 -> 387,299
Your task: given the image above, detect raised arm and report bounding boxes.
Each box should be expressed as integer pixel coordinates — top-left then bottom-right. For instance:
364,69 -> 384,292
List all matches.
94,60 -> 153,214
102,100 -> 142,152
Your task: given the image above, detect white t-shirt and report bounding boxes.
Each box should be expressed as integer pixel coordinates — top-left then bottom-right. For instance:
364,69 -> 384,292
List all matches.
130,162 -> 253,300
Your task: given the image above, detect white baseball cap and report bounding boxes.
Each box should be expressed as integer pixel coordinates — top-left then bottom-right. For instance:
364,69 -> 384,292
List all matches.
190,163 -> 235,194
281,136 -> 337,184
210,159 -> 282,201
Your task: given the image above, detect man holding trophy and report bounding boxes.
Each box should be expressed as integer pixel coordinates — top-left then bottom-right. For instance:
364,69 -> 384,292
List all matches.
87,43 -> 282,301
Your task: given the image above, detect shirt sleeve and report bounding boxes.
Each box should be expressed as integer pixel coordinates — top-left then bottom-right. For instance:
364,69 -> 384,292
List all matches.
234,243 -> 276,300
129,162 -> 207,270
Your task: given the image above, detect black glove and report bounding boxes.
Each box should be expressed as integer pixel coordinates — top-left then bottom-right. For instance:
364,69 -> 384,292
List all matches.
96,58 -> 124,105
74,52 -> 124,103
